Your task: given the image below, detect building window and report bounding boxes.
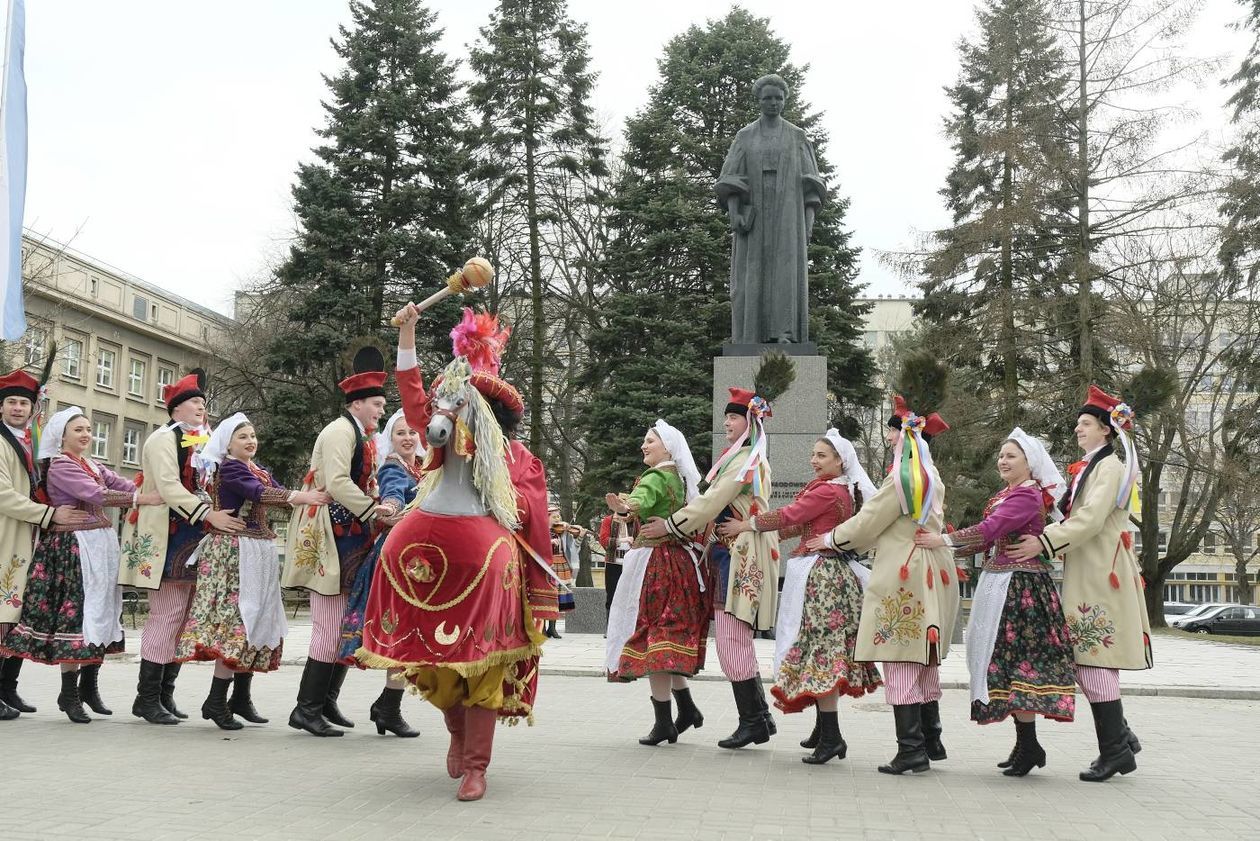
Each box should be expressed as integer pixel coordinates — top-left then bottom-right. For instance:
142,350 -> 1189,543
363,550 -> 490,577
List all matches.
24,326 -> 47,365
62,338 -> 82,379
128,358 -> 146,397
91,419 -> 111,460
1202,532 -> 1216,555
96,348 -> 115,389
122,425 -> 142,466
157,365 -> 174,401
863,331 -> 878,349
133,295 -> 149,321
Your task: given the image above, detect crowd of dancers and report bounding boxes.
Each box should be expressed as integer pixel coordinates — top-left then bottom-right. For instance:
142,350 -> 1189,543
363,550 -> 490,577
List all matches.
0,305 -> 1151,802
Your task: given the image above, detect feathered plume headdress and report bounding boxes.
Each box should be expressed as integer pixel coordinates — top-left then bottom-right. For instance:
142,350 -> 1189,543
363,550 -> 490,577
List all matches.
451,308 -> 511,377
889,351 -> 950,525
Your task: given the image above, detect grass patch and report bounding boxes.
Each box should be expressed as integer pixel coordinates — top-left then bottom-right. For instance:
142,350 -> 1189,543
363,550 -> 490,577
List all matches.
1153,627 -> 1260,647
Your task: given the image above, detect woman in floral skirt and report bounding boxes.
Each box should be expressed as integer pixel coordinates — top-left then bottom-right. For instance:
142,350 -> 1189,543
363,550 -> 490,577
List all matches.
3,407 -> 161,722
604,419 -> 710,746
915,428 -> 1076,776
337,408 -> 423,737
720,429 -> 882,764
176,413 -> 329,730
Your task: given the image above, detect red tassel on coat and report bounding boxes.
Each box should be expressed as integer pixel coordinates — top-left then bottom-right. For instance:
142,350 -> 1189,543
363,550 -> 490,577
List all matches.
899,562 -> 909,581
306,505 -> 317,518
1121,532 -> 1133,550
304,469 -> 316,486
927,627 -> 939,644
926,569 -> 934,589
1109,571 -> 1121,590
127,508 -> 139,525
941,568 -> 950,585
955,565 -> 970,583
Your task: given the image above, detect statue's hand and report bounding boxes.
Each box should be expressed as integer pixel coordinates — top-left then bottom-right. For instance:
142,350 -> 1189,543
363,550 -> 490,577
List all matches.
805,206 -> 816,237
730,210 -> 754,235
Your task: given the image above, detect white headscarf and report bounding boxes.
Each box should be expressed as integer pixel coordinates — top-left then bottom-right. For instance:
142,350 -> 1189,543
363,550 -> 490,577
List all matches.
38,406 -> 86,461
374,409 -> 427,469
1006,427 -> 1067,522
197,412 -> 250,482
652,419 -> 701,502
824,428 -> 877,501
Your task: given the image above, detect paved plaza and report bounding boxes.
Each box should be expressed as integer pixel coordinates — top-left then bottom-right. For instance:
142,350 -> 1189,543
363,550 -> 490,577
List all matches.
6,625 -> 1260,841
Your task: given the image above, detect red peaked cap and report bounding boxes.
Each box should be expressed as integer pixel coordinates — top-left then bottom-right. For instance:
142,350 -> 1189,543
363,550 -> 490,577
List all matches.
163,371 -> 206,413
1080,384 -> 1131,431
338,370 -> 388,402
0,370 -> 40,402
890,394 -> 950,437
724,386 -> 768,417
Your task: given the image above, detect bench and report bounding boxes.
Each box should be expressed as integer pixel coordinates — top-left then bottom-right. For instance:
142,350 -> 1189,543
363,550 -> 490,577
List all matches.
121,588 -> 147,629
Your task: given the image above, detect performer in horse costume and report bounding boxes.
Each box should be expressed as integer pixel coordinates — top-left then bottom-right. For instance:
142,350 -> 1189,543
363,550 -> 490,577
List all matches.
358,303 -> 558,802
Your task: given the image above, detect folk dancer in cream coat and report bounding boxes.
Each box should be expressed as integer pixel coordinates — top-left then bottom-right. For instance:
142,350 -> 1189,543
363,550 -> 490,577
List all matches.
641,355 -> 794,750
282,345 -> 393,737
1010,385 -> 1152,782
806,392 -> 960,775
0,369 -> 93,720
120,370 -> 246,725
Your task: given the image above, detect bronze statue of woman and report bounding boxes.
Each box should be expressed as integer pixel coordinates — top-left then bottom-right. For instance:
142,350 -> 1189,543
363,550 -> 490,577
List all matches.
716,73 -> 826,346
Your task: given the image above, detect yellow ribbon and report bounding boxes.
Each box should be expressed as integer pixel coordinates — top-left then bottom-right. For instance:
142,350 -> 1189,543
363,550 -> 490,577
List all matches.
180,431 -> 209,448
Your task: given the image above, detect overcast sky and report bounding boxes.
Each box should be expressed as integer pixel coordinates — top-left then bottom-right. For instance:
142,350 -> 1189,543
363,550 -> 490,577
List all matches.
20,0 -> 1252,318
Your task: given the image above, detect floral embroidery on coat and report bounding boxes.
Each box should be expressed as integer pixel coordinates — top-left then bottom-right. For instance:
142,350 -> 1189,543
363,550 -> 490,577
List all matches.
293,522 -> 326,573
2,553 -> 27,609
872,586 -> 925,646
122,533 -> 157,578
1068,602 -> 1116,655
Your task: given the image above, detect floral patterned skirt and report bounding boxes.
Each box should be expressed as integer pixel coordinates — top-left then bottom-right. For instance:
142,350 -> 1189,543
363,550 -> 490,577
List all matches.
971,570 -> 1076,724
336,531 -> 386,666
772,558 -> 882,713
1,532 -> 124,664
611,543 -> 712,681
175,535 -> 283,673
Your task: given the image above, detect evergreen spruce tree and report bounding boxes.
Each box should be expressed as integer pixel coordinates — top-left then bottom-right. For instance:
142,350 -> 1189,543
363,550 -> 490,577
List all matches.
468,0 -> 608,460
577,8 -> 874,514
262,0 -> 475,481
1221,1 -> 1260,283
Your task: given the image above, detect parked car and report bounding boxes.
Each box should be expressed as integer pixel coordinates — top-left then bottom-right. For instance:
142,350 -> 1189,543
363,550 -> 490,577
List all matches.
1180,605 -> 1260,636
1170,603 -> 1234,628
1162,602 -> 1196,624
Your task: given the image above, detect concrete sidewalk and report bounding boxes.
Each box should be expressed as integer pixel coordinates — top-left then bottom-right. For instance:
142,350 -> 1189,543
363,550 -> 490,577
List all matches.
112,616 -> 1260,698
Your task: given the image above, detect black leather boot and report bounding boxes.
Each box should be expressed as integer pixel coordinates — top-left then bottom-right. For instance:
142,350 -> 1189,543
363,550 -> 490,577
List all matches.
878,704 -> 930,775
288,660 -> 343,737
997,719 -> 1017,768
0,696 -> 17,720
322,663 -> 354,728
132,659 -> 179,725
752,677 -> 777,736
370,687 -> 419,737
201,676 -> 244,730
921,699 -> 946,760
639,697 -> 679,746
802,710 -> 847,765
1079,700 -> 1137,782
160,662 -> 187,719
801,707 -> 821,749
57,670 -> 91,723
228,672 -> 268,723
0,656 -> 35,712
672,687 -> 704,734
717,679 -> 771,749
78,664 -> 112,715
1124,717 -> 1142,754
1003,718 -> 1047,777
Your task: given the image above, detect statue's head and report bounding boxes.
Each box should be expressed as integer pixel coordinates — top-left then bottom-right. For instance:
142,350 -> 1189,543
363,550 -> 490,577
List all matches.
753,74 -> 789,117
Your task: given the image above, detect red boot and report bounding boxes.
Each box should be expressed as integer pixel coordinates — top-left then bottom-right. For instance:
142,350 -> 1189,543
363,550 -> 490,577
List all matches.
443,705 -> 467,779
456,706 -> 497,801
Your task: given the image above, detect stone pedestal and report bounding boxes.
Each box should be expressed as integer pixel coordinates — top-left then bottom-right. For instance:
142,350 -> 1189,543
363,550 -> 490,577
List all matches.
712,353 -> 828,554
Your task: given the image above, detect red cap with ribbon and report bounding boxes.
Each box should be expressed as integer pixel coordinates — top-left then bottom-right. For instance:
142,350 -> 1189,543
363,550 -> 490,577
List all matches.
163,369 -> 207,414
0,370 -> 40,402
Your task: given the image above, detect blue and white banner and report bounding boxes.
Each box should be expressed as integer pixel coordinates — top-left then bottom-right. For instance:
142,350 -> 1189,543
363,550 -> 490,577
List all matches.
0,0 -> 27,340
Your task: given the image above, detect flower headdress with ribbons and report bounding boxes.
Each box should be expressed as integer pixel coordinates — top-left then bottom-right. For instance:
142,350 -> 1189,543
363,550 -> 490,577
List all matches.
1079,384 -> 1141,515
706,352 -> 796,498
888,395 -> 949,525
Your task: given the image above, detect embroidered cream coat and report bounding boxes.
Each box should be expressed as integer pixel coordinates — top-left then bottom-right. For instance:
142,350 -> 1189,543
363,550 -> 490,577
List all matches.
118,424 -> 210,590
1036,453 -> 1152,670
827,467 -> 959,665
0,440 -> 55,623
282,417 -> 377,596
664,448 -> 779,630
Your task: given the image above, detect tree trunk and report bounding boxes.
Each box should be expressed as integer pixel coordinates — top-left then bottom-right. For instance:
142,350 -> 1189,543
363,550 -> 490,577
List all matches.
1074,0 -> 1092,396
524,136 -> 545,457
1234,548 -> 1255,605
1000,80 -> 1018,427
1144,567 -> 1167,629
